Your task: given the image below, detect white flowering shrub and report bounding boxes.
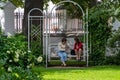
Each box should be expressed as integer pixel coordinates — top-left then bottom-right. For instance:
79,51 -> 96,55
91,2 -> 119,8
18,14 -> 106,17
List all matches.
1,35 -> 32,69
0,33 -> 43,79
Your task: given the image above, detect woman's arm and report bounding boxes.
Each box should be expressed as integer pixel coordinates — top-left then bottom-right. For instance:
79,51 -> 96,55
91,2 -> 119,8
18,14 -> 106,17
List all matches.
58,42 -> 66,51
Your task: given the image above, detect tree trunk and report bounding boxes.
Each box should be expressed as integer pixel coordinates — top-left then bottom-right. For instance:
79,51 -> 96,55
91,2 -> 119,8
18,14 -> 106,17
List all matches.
22,0 -> 43,36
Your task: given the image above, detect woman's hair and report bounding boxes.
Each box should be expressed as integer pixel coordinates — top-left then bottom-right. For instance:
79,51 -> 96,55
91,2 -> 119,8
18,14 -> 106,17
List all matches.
61,37 -> 67,42
74,37 -> 80,43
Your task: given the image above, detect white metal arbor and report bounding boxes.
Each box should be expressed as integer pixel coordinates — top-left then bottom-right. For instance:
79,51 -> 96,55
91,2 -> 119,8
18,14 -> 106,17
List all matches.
28,8 -> 45,57
45,1 -> 89,67
28,1 -> 89,68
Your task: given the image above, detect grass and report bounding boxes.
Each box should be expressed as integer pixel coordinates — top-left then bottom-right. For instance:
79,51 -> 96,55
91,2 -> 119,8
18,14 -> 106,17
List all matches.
33,65 -> 120,80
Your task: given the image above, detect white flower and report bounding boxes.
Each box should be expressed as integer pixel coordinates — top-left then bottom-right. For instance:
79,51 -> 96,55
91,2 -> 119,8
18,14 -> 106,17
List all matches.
8,67 -> 12,72
27,59 -> 30,62
37,56 -> 43,63
7,33 -> 12,38
21,51 -> 26,55
9,60 -> 12,62
28,50 -> 31,53
6,51 -> 10,54
29,63 -> 33,67
27,65 -> 30,69
14,58 -> 19,62
27,63 -> 34,68
15,53 -> 19,58
1,67 -> 4,70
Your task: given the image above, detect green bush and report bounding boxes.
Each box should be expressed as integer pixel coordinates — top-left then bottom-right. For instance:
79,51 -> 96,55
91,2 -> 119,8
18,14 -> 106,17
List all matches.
104,56 -> 116,65
0,31 -> 43,79
104,53 -> 120,65
88,1 -> 112,65
0,34 -> 32,69
0,67 -> 42,80
106,27 -> 120,65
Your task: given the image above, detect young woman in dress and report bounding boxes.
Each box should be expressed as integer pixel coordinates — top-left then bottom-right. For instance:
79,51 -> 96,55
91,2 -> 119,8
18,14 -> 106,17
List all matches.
74,37 -> 83,61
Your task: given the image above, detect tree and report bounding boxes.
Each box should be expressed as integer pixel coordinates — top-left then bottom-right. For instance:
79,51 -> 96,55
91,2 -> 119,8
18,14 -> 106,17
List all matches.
22,0 -> 43,36
88,0 -> 120,65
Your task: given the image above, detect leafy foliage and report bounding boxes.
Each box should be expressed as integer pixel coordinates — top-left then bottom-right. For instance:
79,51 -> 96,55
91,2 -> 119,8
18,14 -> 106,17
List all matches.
0,67 -> 42,80
10,0 -> 24,7
88,1 -> 113,65
108,28 -> 120,47
29,25 -> 44,66
105,27 -> 120,65
0,30 -> 43,79
0,34 -> 30,69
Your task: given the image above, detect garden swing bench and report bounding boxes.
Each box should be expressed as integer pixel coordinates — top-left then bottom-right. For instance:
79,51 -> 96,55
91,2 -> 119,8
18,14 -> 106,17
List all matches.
45,1 -> 89,67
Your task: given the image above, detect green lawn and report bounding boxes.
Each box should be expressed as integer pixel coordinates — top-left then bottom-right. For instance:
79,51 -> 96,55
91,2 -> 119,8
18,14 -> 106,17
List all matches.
33,65 -> 120,80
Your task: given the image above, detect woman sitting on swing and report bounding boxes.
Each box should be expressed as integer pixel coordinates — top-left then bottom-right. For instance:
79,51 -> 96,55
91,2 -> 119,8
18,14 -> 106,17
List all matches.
74,37 -> 83,61
58,37 -> 70,66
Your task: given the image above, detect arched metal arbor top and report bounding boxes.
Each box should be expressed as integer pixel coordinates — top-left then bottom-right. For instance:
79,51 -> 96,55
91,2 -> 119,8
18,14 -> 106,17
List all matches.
50,1 -> 85,17
28,8 -> 43,16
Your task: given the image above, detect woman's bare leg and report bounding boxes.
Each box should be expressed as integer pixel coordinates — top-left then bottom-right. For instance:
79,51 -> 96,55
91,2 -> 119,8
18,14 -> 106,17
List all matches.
78,49 -> 82,60
75,50 -> 79,60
